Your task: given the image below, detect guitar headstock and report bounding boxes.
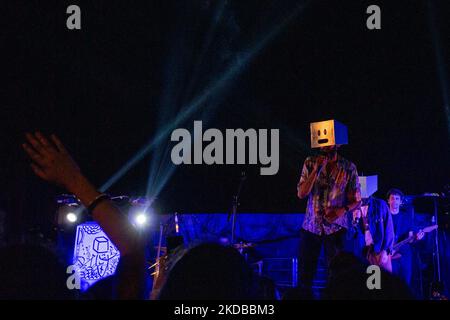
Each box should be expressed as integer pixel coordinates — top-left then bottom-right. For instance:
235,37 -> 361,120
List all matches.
423,224 -> 438,233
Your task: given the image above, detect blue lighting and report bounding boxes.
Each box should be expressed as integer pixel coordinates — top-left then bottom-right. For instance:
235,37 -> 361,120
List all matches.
72,222 -> 121,291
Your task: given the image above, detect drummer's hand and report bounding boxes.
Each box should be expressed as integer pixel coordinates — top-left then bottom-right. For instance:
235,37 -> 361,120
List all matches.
22,132 -> 81,190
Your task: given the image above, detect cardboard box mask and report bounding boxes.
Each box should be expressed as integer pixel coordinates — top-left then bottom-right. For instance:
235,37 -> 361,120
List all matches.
310,119 -> 348,148
359,175 -> 378,199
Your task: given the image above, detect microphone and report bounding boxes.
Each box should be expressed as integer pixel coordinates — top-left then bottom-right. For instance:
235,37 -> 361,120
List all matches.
228,172 -> 247,222
422,192 -> 442,197
316,157 -> 327,176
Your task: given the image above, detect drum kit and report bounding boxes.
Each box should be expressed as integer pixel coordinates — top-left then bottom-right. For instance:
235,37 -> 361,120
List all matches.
148,210 -> 257,294
148,172 -> 259,296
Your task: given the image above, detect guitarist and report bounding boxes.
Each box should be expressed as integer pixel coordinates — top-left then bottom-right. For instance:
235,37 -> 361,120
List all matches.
351,177 -> 394,272
387,188 -> 424,287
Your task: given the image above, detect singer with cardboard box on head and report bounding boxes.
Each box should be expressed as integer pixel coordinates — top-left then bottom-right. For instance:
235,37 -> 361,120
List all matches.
296,120 -> 362,298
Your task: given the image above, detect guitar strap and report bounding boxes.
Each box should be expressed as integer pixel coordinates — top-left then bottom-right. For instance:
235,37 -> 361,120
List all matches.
359,205 -> 393,272
361,207 -> 374,247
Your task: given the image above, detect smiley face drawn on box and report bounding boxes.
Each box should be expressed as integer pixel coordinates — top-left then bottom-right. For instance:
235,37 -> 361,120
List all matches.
310,119 -> 348,148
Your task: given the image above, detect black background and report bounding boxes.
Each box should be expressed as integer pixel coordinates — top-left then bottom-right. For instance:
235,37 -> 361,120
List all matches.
1,0 -> 449,240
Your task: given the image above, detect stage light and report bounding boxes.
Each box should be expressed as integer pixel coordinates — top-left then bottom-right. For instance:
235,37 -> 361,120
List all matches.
66,212 -> 78,223
56,194 -> 83,228
128,197 -> 154,229
134,212 -> 148,226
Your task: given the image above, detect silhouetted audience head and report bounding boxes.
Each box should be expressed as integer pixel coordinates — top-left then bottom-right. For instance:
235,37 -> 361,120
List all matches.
0,244 -> 73,299
325,251 -> 414,300
282,286 -> 315,300
256,275 -> 280,300
158,242 -> 259,300
81,275 -> 117,300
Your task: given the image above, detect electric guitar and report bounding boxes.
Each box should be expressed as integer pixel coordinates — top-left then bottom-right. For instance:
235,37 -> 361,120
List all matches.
391,224 -> 438,260
361,212 -> 393,271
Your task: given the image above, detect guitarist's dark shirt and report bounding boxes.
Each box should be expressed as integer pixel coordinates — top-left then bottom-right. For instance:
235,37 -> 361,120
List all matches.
392,209 -> 415,256
391,208 -> 418,286
350,197 -> 394,255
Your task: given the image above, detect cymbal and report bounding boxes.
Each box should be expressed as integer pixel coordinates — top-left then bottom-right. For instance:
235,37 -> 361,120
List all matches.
232,242 -> 255,249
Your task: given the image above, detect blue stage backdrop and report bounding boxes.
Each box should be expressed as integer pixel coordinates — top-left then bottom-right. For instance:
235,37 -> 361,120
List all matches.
71,212 -> 446,298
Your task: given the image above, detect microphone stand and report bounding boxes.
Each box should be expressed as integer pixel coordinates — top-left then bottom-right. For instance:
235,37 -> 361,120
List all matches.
431,196 -> 441,283
419,193 -> 442,297
412,193 -> 444,298
229,172 -> 246,245
401,193 -> 443,298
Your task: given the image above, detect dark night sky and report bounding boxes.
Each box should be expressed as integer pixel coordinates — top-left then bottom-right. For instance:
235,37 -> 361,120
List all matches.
1,1 -> 449,239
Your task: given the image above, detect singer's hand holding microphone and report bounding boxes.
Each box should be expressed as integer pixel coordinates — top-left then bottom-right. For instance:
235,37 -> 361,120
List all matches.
314,156 -> 328,174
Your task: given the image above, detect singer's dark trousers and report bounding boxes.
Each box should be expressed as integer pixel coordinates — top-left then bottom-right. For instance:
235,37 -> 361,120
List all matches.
298,228 -> 346,298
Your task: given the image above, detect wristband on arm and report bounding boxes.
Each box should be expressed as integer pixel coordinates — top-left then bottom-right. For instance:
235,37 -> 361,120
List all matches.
87,193 -> 110,215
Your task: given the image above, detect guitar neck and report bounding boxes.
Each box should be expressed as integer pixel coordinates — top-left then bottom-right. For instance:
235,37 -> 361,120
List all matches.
392,225 -> 438,252
393,236 -> 413,251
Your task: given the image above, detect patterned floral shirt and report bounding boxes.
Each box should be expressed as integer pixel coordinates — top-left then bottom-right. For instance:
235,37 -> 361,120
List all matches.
298,155 -> 361,235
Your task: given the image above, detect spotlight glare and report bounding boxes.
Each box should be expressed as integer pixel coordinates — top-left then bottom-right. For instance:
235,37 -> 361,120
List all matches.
66,212 -> 78,223
135,213 -> 148,226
